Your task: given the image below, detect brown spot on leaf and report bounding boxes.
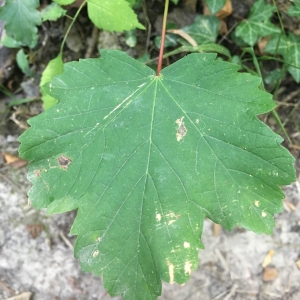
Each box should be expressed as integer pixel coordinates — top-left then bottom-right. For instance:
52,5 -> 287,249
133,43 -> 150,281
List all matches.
57,155 -> 72,170
34,170 -> 41,177
176,117 -> 187,142
34,167 -> 45,177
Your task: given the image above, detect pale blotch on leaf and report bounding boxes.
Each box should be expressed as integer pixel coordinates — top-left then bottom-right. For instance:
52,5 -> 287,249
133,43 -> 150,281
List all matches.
184,261 -> 192,275
93,250 -> 99,258
167,260 -> 174,284
183,242 -> 190,248
262,211 -> 267,218
156,213 -> 162,222
57,155 -> 72,170
166,211 -> 180,225
254,200 -> 260,207
34,169 -> 41,177
175,117 -> 187,142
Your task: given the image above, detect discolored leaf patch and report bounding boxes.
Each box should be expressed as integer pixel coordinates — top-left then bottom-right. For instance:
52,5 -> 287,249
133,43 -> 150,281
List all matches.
57,155 -> 72,170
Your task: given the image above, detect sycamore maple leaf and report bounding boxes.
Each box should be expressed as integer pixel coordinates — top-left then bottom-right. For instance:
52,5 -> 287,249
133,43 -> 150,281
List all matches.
19,50 -> 295,300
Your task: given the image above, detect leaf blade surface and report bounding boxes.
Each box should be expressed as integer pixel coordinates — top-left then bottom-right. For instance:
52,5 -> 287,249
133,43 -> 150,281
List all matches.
19,50 -> 295,300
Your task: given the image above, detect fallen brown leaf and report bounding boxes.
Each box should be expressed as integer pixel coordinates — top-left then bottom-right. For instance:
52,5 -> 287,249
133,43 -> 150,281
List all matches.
166,29 -> 197,46
213,223 -> 221,236
203,0 -> 232,19
219,19 -> 228,35
2,152 -> 28,168
26,224 -> 43,239
5,292 -> 32,300
262,267 -> 278,282
262,249 -> 275,268
257,37 -> 270,55
296,259 -> 300,270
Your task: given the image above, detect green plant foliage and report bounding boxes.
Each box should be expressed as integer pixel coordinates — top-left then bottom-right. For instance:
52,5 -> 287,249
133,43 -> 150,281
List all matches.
265,33 -> 300,83
234,0 -> 280,46
155,15 -> 220,49
87,0 -> 145,32
41,2 -> 67,21
181,15 -> 220,45
287,0 -> 300,17
0,0 -> 41,48
125,30 -> 137,47
154,33 -> 178,48
16,49 -> 34,77
1,36 -> 24,48
126,0 -> 137,6
264,68 -> 282,86
40,53 -> 64,110
164,44 -> 231,59
19,50 -> 295,300
204,0 -> 226,15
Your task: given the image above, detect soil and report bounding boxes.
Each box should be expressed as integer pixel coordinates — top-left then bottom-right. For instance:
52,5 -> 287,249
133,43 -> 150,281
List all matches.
0,1 -> 300,300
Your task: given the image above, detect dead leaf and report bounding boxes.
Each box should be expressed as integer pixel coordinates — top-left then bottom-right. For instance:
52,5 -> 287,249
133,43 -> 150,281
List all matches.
296,259 -> 300,270
284,200 -> 296,211
262,267 -> 278,282
2,152 -> 28,168
219,19 -> 228,35
26,224 -> 43,238
216,0 -> 232,19
257,37 -> 270,55
213,223 -> 221,236
203,0 -> 232,19
5,292 -> 32,300
262,249 -> 275,268
167,29 -> 197,46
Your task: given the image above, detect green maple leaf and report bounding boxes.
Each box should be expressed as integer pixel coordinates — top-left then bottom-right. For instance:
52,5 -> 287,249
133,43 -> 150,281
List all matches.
41,2 -> 67,22
0,0 -> 41,48
87,0 -> 145,32
126,0 -> 136,6
234,0 -> 280,46
265,33 -> 300,83
19,50 -> 295,300
204,0 -> 226,15
40,53 -> 64,109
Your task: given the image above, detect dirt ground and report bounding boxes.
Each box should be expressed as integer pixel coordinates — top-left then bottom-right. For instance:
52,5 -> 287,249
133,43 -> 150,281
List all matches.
1,0 -> 300,299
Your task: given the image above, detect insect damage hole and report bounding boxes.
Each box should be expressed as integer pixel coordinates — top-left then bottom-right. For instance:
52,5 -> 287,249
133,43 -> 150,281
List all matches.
57,155 -> 72,170
175,117 -> 187,142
